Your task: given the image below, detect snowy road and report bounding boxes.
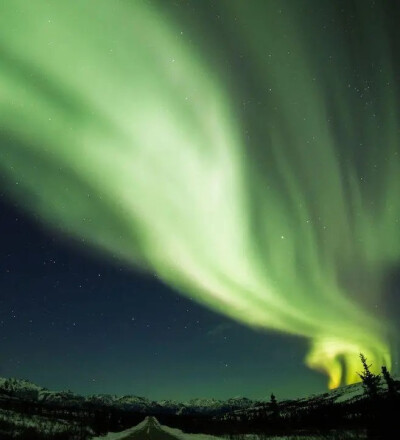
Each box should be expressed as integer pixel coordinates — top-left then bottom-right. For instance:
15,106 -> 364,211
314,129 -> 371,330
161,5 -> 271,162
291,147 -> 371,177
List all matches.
120,417 -> 180,439
92,416 -> 221,440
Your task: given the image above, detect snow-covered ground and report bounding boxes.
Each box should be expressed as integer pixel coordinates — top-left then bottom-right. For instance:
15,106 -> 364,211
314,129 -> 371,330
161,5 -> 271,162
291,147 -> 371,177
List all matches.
0,407 -> 93,439
91,416 -> 222,439
90,417 -> 365,440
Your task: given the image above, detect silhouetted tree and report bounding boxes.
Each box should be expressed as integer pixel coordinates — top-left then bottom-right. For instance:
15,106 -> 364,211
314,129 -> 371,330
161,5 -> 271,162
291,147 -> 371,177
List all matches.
358,353 -> 380,398
270,393 -> 279,421
381,366 -> 396,396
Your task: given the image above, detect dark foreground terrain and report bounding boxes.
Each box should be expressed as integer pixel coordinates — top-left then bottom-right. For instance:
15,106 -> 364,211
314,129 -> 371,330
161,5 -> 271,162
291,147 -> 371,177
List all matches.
0,376 -> 398,439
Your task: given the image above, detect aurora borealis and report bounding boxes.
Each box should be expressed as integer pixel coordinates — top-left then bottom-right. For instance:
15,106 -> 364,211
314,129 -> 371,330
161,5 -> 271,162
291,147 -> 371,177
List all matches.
0,0 -> 399,393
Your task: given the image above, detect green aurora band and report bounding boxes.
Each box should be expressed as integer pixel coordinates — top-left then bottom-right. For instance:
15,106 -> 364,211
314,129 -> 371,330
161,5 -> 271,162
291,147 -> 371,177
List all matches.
0,0 -> 399,388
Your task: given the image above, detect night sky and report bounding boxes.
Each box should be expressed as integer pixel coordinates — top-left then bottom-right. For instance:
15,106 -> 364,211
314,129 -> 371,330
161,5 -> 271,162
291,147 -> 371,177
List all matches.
0,196 -> 322,400
1,0 -> 400,401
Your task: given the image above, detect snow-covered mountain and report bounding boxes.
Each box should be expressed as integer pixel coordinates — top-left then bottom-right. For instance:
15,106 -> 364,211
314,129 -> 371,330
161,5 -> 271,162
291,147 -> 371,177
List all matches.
0,375 -> 398,418
220,377 -> 399,422
0,377 -> 44,401
0,377 -> 263,415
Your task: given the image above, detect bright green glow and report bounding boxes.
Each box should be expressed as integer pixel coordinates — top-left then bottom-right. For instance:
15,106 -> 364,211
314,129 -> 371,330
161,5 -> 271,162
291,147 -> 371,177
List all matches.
0,0 -> 398,388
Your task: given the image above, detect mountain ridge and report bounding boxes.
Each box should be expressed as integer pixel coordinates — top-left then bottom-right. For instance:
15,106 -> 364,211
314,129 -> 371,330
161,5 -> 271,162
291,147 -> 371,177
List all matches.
1,375 -> 397,416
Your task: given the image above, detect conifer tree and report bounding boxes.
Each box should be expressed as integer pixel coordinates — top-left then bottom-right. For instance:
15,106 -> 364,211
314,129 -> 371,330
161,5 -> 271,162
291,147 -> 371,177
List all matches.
381,366 -> 396,396
358,353 -> 381,398
270,393 -> 279,418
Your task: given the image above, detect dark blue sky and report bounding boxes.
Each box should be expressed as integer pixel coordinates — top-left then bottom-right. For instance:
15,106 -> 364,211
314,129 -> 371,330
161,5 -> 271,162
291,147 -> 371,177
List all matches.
0,195 -> 327,400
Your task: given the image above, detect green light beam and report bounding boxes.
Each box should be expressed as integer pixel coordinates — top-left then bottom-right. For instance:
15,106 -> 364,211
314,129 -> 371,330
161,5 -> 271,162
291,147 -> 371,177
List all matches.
0,0 -> 398,388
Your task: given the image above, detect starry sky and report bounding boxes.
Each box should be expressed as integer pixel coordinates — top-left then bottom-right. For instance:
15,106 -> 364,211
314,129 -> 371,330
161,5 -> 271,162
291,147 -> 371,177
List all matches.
1,0 -> 400,401
0,195 -> 324,400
